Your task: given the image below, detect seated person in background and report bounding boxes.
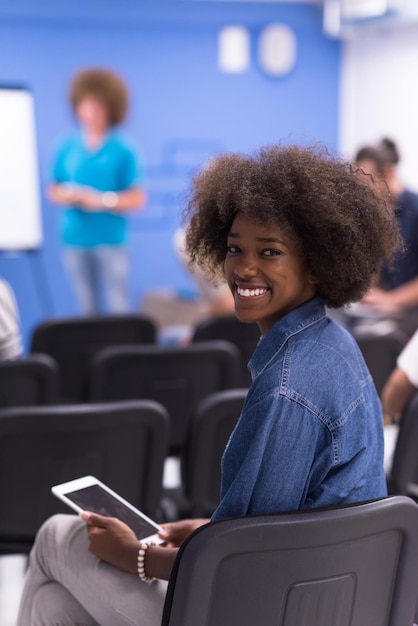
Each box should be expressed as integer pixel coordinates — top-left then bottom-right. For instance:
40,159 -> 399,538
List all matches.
17,143 -> 400,626
354,138 -> 418,336
173,227 -> 234,316
0,278 -> 23,360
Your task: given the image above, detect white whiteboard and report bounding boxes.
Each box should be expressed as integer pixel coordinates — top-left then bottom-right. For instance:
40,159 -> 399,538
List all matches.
0,87 -> 43,250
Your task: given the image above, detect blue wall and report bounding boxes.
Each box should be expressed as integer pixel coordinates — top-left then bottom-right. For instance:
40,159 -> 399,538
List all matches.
0,1 -> 340,350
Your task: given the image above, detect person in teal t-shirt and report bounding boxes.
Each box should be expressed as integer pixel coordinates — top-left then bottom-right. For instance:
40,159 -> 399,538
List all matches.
48,67 -> 146,314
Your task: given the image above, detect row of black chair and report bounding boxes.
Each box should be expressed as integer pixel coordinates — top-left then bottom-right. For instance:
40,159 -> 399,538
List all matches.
4,315 -> 418,624
1,330 -> 414,501
3,391 -> 418,626
1,393 -> 418,625
29,313 -> 259,403
0,340 -> 244,459
3,380 -> 418,553
27,313 -> 407,406
0,389 -> 247,555
2,396 -> 418,626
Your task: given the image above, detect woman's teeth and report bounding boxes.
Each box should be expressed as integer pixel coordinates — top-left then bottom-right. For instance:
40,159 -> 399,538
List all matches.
236,287 -> 268,297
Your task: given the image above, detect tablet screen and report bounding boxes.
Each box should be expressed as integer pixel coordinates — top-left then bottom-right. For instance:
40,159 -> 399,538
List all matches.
65,484 -> 158,540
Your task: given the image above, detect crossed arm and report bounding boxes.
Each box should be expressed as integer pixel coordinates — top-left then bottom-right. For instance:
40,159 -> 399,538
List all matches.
47,183 -> 146,213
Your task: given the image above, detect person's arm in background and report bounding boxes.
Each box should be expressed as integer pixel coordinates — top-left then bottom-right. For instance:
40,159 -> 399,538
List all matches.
362,277 -> 418,311
381,367 -> 416,423
381,330 -> 418,422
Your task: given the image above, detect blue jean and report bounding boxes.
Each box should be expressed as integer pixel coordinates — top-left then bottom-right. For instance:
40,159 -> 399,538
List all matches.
63,246 -> 129,315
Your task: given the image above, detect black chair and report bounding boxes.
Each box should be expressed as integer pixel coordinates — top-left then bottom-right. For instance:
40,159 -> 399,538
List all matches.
388,391 -> 418,497
0,354 -> 59,408
192,315 -> 260,387
184,388 -> 248,517
0,399 -> 169,555
162,496 -> 418,626
30,314 -> 157,403
87,340 -> 241,457
352,330 -> 406,395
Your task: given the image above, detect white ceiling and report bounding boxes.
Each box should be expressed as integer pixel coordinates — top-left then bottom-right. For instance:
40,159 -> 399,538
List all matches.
322,0 -> 418,38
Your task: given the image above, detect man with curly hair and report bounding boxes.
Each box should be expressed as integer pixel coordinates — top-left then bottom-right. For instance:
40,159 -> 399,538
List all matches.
48,68 -> 146,314
18,144 -> 401,626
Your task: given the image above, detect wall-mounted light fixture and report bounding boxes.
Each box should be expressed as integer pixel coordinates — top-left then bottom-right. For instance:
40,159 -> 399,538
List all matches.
258,23 -> 297,77
218,26 -> 250,74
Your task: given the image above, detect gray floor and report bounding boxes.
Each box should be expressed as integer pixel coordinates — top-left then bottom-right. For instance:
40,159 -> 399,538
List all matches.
0,555 -> 26,626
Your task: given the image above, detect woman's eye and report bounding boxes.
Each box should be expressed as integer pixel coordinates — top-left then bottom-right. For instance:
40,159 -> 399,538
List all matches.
227,245 -> 240,254
263,248 -> 281,257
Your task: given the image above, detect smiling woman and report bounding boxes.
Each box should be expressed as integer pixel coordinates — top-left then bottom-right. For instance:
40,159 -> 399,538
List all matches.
183,142 -> 401,520
16,143 -> 403,626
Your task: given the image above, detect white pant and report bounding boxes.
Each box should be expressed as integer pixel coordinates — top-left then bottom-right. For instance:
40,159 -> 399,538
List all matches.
17,515 -> 167,626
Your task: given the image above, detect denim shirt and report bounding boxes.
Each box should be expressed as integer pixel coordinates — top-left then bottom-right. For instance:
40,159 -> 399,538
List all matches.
212,297 -> 387,521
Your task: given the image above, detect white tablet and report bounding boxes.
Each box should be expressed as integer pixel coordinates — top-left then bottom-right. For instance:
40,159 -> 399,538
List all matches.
52,475 -> 163,543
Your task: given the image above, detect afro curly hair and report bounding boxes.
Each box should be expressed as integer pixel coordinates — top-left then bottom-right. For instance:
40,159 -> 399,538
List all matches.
183,143 -> 402,309
69,68 -> 129,126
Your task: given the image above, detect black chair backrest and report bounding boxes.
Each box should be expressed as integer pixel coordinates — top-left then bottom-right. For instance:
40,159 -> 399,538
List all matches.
0,399 -> 169,554
30,314 -> 157,403
389,391 -> 418,496
162,496 -> 418,626
0,354 -> 59,408
185,388 -> 247,517
353,331 -> 406,395
192,315 -> 260,387
87,340 -> 241,456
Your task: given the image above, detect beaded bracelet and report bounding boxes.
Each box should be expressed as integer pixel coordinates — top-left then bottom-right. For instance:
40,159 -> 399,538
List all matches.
137,542 -> 155,582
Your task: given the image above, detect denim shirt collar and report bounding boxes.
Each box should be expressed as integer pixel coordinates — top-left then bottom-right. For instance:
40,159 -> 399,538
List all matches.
249,297 -> 327,380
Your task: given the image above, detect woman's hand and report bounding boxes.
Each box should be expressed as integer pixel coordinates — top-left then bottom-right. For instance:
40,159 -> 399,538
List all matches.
158,518 -> 210,547
81,511 -> 185,581
81,511 -> 140,574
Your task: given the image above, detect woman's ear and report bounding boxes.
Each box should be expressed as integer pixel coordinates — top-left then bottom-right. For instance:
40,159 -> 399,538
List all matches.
309,269 -> 319,285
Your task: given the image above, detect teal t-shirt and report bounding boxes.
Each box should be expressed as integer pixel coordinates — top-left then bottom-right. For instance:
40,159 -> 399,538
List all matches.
52,131 -> 143,247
